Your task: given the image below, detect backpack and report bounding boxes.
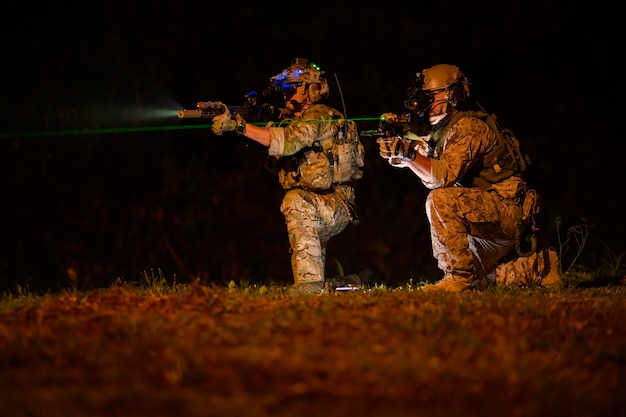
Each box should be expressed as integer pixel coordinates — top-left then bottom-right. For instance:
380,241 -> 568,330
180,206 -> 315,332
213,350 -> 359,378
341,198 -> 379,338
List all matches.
477,112 -> 531,187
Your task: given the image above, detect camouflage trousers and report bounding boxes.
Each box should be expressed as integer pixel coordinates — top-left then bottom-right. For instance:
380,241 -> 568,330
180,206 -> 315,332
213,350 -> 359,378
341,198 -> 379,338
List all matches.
425,186 -> 561,287
494,247 -> 561,288
280,186 -> 355,285
426,186 -> 518,278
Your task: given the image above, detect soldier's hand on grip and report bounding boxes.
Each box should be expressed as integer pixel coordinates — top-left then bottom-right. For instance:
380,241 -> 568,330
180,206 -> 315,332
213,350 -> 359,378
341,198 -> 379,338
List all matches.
380,112 -> 400,123
211,103 -> 237,135
377,136 -> 417,166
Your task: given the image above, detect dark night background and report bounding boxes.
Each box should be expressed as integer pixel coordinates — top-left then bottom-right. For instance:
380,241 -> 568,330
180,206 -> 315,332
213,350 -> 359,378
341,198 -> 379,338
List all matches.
0,1 -> 621,292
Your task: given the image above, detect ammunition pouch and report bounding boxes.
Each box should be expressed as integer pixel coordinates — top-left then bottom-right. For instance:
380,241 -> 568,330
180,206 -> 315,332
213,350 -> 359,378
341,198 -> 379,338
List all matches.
472,168 -> 516,190
276,145 -> 334,192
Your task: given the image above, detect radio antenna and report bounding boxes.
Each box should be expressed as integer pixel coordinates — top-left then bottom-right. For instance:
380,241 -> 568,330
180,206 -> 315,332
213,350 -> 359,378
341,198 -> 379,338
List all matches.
333,73 -> 348,118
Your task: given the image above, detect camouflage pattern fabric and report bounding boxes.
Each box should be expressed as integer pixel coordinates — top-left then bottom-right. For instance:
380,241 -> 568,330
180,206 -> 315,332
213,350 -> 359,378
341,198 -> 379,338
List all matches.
280,186 -> 353,285
423,117 -> 525,200
269,103 -> 339,158
424,114 -> 561,288
270,103 -> 343,192
424,116 -> 523,277
268,103 -> 357,286
426,186 -> 518,279
495,248 -> 562,288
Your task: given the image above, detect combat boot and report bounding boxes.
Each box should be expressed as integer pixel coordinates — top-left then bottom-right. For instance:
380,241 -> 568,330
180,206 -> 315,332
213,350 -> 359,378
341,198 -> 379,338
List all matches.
289,281 -> 324,295
539,248 -> 563,288
496,248 -> 563,288
420,273 -> 473,292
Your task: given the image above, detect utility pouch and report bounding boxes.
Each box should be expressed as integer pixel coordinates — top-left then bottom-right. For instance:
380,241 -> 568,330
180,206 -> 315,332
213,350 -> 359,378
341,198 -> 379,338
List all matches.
521,189 -> 541,224
298,148 -> 333,191
278,147 -> 333,191
471,165 -> 515,190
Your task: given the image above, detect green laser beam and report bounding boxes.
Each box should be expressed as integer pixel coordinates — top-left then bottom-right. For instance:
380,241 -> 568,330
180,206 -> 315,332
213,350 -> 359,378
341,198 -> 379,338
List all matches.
0,117 -> 381,138
0,124 -> 213,138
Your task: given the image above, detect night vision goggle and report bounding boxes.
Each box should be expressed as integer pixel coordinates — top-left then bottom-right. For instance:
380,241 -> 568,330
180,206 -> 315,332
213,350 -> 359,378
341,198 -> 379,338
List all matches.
404,87 -> 440,116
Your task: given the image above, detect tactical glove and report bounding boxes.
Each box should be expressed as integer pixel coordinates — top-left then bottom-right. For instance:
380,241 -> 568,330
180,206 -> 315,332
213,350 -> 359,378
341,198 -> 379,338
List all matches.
211,104 -> 237,135
380,112 -> 400,123
377,136 -> 417,164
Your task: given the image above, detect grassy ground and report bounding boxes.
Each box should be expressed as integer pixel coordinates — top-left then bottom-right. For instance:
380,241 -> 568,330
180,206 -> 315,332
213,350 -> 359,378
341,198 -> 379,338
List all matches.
1,283 -> 625,417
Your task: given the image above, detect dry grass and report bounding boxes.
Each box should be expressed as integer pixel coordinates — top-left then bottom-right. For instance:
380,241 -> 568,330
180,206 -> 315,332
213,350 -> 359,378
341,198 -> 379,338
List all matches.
1,284 -> 625,417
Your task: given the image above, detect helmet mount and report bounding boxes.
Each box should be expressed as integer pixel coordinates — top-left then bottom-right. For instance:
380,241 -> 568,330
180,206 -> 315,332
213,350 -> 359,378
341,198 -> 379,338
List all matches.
268,58 -> 330,107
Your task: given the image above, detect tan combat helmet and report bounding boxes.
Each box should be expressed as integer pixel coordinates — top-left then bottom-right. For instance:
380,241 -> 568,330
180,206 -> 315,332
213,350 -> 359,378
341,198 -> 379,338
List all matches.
269,58 -> 330,103
405,64 -> 471,116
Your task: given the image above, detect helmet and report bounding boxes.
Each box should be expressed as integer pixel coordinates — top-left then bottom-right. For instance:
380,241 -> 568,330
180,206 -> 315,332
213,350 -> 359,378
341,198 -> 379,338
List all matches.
421,64 -> 469,93
404,64 -> 470,116
269,58 -> 330,104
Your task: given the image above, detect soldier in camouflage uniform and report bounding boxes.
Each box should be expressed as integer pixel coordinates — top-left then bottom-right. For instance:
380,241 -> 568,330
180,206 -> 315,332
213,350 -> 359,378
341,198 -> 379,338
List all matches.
212,58 -> 367,294
377,64 -> 562,292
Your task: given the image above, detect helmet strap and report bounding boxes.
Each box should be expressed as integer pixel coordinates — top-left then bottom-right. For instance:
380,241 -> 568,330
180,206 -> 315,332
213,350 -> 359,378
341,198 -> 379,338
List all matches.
429,112 -> 448,126
290,100 -> 305,113
431,113 -> 451,131
429,98 -> 450,125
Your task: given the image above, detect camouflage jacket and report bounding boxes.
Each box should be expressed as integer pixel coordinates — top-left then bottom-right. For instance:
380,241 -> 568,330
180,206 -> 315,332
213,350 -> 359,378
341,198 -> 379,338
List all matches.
424,113 -> 526,200
268,103 -> 363,192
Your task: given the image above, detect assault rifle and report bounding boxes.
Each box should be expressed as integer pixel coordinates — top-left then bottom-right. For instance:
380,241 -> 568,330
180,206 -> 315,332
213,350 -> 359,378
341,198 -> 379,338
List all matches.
360,112 -> 432,165
360,112 -> 430,139
359,113 -> 412,139
177,91 -> 286,123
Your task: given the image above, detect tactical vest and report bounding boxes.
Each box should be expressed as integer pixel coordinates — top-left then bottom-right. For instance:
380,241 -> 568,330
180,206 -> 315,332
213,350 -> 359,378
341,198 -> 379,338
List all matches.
274,110 -> 364,192
431,110 -> 530,190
